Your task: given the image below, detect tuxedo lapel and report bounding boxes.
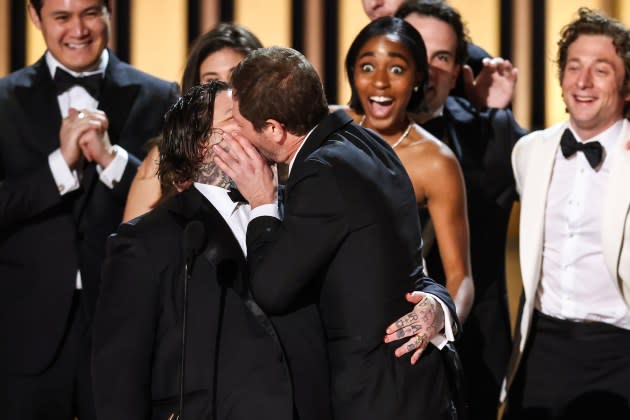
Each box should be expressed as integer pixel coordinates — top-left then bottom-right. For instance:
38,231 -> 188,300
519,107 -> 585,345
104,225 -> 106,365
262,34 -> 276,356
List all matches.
519,123 -> 566,303
14,57 -> 63,156
291,110 -> 353,176
72,53 -> 140,220
98,52 -> 140,146
602,120 -> 630,286
169,188 -> 245,271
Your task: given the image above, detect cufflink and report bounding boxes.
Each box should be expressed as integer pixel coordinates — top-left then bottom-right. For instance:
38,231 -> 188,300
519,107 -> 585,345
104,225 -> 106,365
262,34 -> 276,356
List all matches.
57,184 -> 65,192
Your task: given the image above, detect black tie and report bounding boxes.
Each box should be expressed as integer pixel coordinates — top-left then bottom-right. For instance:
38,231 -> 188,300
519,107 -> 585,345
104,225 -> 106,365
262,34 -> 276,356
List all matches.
227,188 -> 248,204
53,67 -> 102,99
559,128 -> 604,169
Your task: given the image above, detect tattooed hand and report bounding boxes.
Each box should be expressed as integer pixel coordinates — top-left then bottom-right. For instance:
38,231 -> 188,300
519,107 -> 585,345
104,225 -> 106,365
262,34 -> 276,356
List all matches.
383,293 -> 445,364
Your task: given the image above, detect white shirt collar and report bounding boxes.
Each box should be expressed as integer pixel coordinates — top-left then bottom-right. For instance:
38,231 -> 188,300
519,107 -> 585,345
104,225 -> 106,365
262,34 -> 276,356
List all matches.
46,49 -> 109,79
193,182 -> 247,219
288,126 -> 316,175
568,119 -> 623,151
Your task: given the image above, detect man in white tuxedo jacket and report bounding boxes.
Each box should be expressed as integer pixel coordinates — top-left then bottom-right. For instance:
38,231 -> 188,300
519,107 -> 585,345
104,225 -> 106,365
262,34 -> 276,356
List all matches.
501,8 -> 630,420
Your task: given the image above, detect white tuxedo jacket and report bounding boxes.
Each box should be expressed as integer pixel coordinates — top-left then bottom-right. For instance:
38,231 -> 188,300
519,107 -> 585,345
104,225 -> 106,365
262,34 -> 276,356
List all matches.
500,120 -> 630,402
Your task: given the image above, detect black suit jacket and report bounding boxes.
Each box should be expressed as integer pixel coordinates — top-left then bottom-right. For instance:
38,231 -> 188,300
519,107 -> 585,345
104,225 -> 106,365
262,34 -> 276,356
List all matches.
0,52 -> 179,374
247,110 -> 457,419
93,187 -> 330,420
422,96 -> 526,414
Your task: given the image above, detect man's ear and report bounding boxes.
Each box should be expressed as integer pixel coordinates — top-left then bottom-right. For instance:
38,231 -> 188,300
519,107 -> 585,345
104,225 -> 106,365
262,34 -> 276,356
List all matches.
262,119 -> 286,145
27,4 -> 43,30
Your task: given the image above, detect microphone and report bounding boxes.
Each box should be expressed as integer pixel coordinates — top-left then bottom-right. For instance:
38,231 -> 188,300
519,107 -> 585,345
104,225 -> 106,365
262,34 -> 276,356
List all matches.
177,221 -> 206,420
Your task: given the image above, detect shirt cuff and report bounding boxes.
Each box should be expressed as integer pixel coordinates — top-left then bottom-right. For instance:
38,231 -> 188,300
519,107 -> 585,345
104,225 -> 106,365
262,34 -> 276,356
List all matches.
250,203 -> 280,221
97,145 -> 128,189
48,149 -> 80,195
411,291 -> 455,350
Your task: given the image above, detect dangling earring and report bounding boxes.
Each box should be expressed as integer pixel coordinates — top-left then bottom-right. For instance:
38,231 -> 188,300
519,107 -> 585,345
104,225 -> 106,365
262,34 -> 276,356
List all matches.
413,85 -> 419,93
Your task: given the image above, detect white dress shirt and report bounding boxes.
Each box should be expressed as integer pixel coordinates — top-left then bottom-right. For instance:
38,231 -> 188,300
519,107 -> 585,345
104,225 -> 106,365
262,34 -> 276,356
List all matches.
537,120 -> 630,329
194,183 -> 251,256
46,50 -> 129,288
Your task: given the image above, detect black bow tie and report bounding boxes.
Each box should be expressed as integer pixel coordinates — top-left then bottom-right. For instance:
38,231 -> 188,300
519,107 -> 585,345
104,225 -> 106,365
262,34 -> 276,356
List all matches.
53,67 -> 102,99
560,128 -> 604,169
227,188 -> 248,204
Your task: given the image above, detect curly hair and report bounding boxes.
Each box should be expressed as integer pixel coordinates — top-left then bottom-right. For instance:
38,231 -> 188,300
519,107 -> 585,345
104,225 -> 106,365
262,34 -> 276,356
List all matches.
557,7 -> 630,96
158,81 -> 229,188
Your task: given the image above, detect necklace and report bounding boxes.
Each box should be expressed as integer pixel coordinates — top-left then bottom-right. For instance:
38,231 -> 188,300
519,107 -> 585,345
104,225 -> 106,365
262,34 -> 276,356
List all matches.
359,115 -> 412,149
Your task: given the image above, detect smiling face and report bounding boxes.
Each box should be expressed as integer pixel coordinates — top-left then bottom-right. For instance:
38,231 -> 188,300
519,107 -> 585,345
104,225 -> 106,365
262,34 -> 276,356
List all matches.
353,33 -> 420,135
29,0 -> 110,72
404,13 -> 460,116
199,47 -> 246,84
561,34 -> 630,139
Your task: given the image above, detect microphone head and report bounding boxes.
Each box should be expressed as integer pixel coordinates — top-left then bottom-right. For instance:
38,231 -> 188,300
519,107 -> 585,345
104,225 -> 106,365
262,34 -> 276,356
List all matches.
183,220 -> 207,259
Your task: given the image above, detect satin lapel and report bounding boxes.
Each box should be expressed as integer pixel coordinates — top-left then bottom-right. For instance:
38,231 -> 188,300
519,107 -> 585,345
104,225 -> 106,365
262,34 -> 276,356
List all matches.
98,53 -> 140,146
73,53 -> 140,220
171,188 -> 285,344
602,120 -> 630,285
290,110 -> 353,176
519,124 -> 565,301
170,188 -> 246,272
13,57 -> 63,156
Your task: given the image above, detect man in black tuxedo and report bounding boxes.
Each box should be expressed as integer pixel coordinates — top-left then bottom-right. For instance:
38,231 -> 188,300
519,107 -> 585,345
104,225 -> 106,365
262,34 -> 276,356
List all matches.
361,0 -> 518,107
215,46 -> 458,419
0,1 -> 178,418
92,82 -> 329,420
395,2 -> 527,419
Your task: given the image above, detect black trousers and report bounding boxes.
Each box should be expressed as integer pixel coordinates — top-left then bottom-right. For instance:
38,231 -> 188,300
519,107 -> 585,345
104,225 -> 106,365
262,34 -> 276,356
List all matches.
505,310 -> 630,420
1,291 -> 96,420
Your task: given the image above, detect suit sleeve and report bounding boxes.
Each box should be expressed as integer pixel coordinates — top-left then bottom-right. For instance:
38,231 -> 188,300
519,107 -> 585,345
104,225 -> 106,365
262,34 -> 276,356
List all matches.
0,162 -> 66,230
413,276 -> 460,338
247,164 -> 348,315
92,225 -> 160,420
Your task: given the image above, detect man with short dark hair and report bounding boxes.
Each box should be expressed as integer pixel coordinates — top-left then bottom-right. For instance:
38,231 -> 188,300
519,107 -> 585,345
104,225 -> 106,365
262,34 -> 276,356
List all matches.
362,0 -> 517,107
503,8 -> 630,419
0,0 -> 178,418
215,46 -> 458,419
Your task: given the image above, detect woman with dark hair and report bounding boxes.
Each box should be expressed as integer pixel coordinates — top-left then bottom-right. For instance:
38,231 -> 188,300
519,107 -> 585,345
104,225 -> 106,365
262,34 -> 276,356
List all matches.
339,16 -> 474,322
122,23 -> 262,221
